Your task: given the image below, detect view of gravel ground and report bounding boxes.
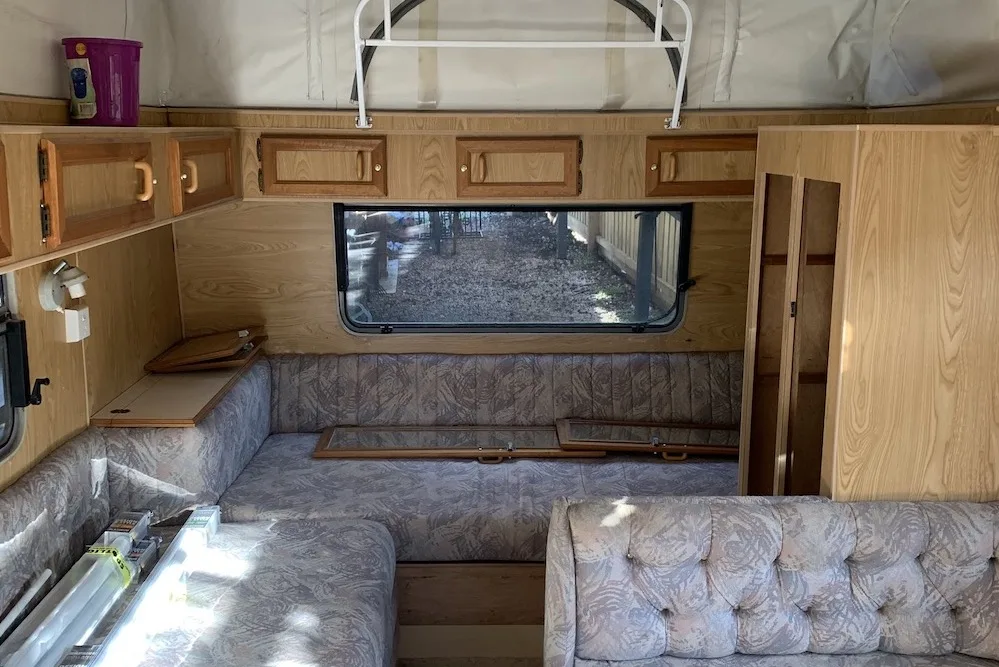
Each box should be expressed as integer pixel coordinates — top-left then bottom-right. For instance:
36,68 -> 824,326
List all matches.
363,212 -> 640,324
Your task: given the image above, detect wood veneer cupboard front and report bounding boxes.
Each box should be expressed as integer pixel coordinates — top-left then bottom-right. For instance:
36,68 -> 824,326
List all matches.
259,135 -> 388,197
645,134 -> 757,197
455,137 -> 581,198
740,125 -> 999,503
39,138 -> 157,249
168,135 -> 237,215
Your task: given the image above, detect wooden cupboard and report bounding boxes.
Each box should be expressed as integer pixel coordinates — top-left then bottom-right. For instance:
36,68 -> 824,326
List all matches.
645,134 -> 757,198
740,125 -> 999,502
455,137 -> 581,198
0,140 -> 12,262
38,138 -> 157,249
168,134 -> 238,215
258,135 -> 388,197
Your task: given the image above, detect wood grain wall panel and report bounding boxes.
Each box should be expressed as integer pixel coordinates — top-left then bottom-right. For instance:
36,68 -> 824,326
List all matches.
835,129 -> 999,502
0,95 -> 167,127
80,226 -> 183,414
582,135 -> 645,200
174,200 -> 753,354
0,258 -> 89,491
388,135 -> 456,200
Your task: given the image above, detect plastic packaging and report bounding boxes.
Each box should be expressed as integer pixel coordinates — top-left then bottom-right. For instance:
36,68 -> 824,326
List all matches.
61,38 -> 143,126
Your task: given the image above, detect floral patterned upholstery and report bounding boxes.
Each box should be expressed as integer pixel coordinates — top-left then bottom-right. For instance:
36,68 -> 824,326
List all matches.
0,429 -> 109,626
103,360 -> 271,520
107,519 -> 396,667
267,352 -> 743,432
545,498 -> 999,667
219,434 -> 739,562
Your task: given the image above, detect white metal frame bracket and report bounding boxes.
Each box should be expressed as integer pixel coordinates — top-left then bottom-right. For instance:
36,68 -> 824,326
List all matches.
352,0 -> 693,130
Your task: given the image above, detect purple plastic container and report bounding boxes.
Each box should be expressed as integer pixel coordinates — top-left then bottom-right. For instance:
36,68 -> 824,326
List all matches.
61,38 -> 143,126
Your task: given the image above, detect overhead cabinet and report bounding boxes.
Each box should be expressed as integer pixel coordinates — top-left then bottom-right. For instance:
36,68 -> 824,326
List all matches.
645,134 -> 757,198
456,137 -> 581,198
740,125 -> 999,503
168,135 -> 237,215
38,138 -> 157,249
258,135 -> 388,197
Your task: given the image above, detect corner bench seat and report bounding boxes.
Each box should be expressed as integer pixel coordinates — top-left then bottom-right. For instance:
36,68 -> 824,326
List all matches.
116,519 -> 395,667
218,433 -> 737,561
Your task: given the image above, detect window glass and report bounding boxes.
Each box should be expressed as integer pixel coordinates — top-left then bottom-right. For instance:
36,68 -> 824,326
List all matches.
335,206 -> 691,332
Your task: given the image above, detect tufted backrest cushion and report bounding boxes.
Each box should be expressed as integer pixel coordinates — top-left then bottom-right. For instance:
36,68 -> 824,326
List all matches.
547,498 -> 999,664
268,352 -> 743,432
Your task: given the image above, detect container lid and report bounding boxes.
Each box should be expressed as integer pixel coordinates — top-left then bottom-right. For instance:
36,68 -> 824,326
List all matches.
61,37 -> 143,48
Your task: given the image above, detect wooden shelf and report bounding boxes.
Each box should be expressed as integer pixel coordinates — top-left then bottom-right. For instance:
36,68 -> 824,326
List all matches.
90,362 -> 257,428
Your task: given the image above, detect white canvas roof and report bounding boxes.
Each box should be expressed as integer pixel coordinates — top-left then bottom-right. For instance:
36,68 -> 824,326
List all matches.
1,0 -> 997,111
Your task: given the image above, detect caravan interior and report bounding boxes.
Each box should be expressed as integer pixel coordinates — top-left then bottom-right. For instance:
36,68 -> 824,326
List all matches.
0,1 -> 998,665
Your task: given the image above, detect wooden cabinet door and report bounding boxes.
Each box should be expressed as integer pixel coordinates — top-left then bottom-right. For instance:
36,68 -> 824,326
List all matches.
39,138 -> 156,249
259,135 -> 388,197
0,141 -> 12,262
168,135 -> 237,215
456,137 -> 581,198
646,134 -> 757,197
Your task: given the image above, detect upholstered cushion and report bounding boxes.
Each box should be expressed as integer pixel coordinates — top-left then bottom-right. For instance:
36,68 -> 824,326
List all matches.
101,519 -> 396,667
574,655 -> 999,666
545,498 -> 999,666
267,352 -> 743,432
0,429 -> 109,623
219,434 -> 738,561
103,360 -> 271,520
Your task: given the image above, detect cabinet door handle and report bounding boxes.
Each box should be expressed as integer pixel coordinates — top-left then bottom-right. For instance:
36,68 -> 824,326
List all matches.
135,161 -> 154,202
356,151 -> 365,181
478,154 -> 488,183
661,152 -> 678,182
182,159 -> 199,194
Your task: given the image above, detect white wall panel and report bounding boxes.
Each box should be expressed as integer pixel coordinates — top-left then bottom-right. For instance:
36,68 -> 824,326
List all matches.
0,0 -> 171,106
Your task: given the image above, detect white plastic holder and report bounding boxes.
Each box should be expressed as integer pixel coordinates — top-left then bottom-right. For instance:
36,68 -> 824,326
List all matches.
352,0 -> 693,130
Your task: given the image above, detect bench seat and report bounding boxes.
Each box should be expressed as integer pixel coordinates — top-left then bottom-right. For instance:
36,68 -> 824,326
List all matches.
112,519 -> 396,667
219,433 -> 738,561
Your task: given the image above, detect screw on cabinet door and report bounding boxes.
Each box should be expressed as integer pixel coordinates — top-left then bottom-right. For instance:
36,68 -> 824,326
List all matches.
460,165 -> 469,173
374,164 -> 382,172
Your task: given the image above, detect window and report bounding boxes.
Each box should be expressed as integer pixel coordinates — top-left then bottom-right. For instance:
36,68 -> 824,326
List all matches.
0,275 -> 23,462
335,205 -> 692,333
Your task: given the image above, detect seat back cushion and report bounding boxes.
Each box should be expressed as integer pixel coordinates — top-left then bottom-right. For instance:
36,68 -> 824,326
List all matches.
103,360 -> 271,520
547,498 -> 999,663
0,429 -> 109,623
268,352 -> 742,432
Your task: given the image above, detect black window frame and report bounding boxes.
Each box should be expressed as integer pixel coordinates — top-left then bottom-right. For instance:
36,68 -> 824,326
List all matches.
0,275 -> 24,463
334,203 -> 694,335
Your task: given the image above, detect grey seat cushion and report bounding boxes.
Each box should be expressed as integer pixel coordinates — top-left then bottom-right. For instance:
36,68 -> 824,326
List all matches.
0,429 -> 109,623
111,519 -> 396,667
219,434 -> 738,561
574,655 -> 999,666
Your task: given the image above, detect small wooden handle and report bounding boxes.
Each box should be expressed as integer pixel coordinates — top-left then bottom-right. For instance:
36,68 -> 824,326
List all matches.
661,152 -> 678,182
662,451 -> 689,463
477,154 -> 487,183
356,151 -> 365,180
135,161 -> 154,202
182,159 -> 199,194
477,456 -> 506,465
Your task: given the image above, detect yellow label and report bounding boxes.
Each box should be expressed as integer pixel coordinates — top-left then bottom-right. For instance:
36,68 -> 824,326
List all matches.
75,43 -> 87,56
87,546 -> 133,587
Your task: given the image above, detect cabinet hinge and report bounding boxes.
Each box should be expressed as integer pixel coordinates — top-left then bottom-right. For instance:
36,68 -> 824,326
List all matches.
39,204 -> 51,239
577,170 -> 583,194
37,149 -> 48,183
256,138 -> 263,161
578,139 -> 583,164
257,169 -> 264,193
790,301 -> 797,318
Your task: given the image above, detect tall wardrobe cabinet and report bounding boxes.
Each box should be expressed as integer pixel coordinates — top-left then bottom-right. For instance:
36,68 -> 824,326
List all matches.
740,126 -> 999,502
